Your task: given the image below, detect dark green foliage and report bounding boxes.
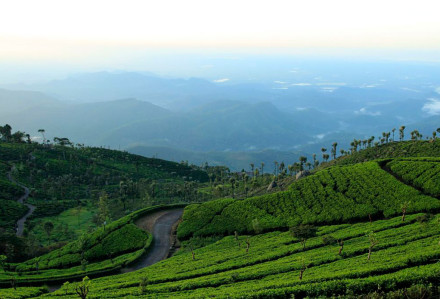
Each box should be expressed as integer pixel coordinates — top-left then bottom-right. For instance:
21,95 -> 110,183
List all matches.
290,225 -> 317,249
0,200 -> 28,228
321,234 -> 337,245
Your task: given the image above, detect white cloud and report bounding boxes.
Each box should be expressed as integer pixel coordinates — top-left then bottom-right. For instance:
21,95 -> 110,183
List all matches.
274,80 -> 287,84
316,82 -> 347,86
320,87 -> 337,92
422,98 -> 440,115
213,78 -> 229,83
401,87 -> 420,93
272,87 -> 288,90
354,107 -> 382,116
436,87 -> 440,95
291,83 -> 312,86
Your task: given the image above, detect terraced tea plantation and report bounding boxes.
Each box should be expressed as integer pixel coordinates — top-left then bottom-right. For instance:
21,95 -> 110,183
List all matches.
178,160 -> 440,239
2,157 -> 440,298
12,213 -> 437,298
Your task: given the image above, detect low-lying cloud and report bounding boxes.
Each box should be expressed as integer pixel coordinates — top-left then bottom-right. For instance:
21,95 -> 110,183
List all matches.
422,98 -> 440,115
213,78 -> 230,83
355,107 -> 382,116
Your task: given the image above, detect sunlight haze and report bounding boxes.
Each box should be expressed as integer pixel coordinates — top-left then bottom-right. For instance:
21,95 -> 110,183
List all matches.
1,0 -> 440,62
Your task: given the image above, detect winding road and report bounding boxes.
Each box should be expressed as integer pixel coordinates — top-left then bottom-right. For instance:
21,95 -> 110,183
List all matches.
7,169 -> 36,237
120,208 -> 183,273
46,208 -> 183,292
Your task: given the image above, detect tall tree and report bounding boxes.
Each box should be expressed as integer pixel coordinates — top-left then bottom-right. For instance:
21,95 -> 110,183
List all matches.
299,156 -> 307,172
331,142 -> 338,160
98,193 -> 110,230
399,126 -> 406,141
38,129 -> 46,144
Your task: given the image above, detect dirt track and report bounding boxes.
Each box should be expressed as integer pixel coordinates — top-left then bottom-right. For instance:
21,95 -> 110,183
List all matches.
7,171 -> 35,237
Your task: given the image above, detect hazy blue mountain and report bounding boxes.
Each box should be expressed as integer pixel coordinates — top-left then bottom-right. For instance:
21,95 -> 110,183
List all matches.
99,100 -> 313,151
2,97 -> 171,144
126,145 -> 308,172
0,88 -> 60,117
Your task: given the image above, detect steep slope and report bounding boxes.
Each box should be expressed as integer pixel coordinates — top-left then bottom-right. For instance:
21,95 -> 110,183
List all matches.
177,160 -> 440,239
0,142 -> 207,237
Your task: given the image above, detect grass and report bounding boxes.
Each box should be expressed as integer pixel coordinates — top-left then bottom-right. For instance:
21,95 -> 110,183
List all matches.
27,203 -> 97,246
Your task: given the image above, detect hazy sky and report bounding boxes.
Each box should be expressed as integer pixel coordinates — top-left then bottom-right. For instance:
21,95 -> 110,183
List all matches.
1,0 -> 440,57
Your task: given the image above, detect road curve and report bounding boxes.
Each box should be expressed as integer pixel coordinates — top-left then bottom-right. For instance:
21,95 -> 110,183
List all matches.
120,208 -> 183,273
7,170 -> 36,237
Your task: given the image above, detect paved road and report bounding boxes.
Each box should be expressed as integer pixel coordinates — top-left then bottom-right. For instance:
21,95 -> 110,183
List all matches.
7,171 -> 36,237
120,208 -> 183,273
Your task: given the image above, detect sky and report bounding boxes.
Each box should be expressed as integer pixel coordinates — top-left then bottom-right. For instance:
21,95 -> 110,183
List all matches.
1,0 -> 440,54
0,0 -> 439,83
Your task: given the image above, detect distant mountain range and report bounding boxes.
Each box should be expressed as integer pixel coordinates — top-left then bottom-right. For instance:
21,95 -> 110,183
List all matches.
1,71 -> 439,169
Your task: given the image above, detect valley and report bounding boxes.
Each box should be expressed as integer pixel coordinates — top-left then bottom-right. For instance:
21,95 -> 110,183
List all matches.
1,128 -> 440,298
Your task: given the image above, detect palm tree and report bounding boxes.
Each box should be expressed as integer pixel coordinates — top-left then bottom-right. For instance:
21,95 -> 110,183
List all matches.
249,163 -> 254,178
38,129 -> 46,144
331,142 -> 338,160
0,124 -> 12,142
321,148 -> 327,162
288,164 -> 294,176
279,162 -> 285,173
299,156 -> 307,171
391,128 -> 396,142
399,126 -> 406,141
273,161 -> 278,176
260,162 -> 265,175
229,177 -> 236,198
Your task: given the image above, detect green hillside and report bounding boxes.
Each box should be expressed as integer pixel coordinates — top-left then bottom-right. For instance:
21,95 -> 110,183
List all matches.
2,140 -> 440,298
178,160 -> 440,239
0,138 -> 208,262
24,213 -> 439,298
0,161 -> 28,229
0,205 -> 183,287
330,139 -> 440,166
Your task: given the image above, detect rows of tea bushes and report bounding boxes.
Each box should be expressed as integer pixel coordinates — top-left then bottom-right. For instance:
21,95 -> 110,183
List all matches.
0,286 -> 48,299
0,205 -> 183,285
332,139 -> 440,166
37,213 -> 440,298
386,158 -> 440,197
178,161 -> 440,239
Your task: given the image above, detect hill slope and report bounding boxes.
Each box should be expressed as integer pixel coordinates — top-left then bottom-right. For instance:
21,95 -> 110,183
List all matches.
3,143 -> 440,298
178,159 -> 440,239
